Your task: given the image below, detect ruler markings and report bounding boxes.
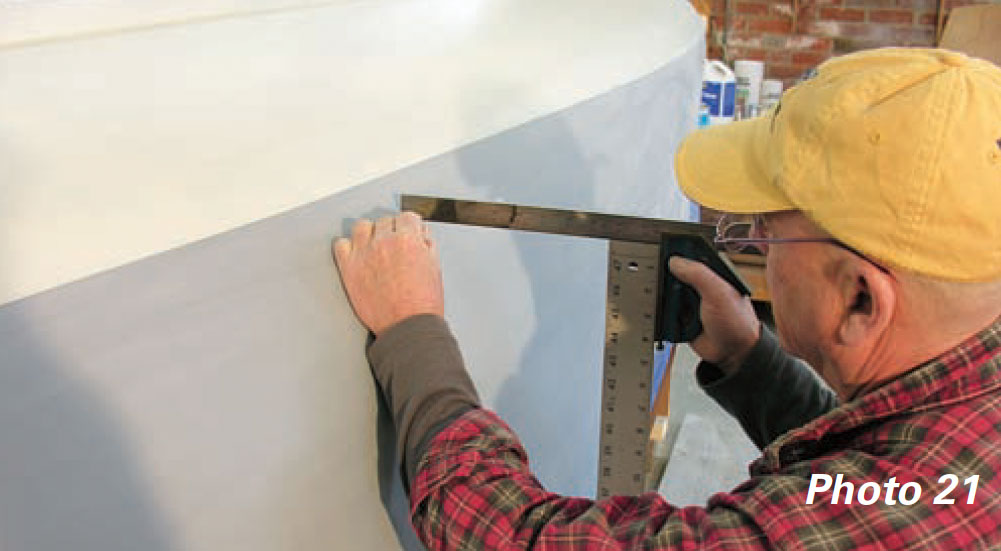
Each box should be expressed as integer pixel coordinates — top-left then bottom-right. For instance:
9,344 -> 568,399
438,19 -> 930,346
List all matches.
401,195 -> 708,498
597,240 -> 658,498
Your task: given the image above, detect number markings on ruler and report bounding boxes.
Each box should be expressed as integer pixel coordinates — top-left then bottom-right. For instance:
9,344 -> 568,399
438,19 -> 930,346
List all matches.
598,240 -> 659,498
400,195 -> 706,500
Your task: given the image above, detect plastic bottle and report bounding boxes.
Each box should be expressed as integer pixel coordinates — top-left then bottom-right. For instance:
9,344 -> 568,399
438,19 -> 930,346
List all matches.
701,60 -> 735,125
760,79 -> 783,112
697,104 -> 710,128
734,60 -> 764,119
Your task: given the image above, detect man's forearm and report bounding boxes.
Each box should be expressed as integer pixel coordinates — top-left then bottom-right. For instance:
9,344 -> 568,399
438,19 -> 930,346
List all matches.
367,314 -> 480,487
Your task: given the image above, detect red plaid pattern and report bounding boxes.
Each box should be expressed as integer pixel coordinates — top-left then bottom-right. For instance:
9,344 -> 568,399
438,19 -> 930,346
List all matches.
410,319 -> 1001,549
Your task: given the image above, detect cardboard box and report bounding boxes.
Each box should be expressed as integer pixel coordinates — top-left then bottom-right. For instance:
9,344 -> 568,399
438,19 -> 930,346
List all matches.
940,5 -> 1001,67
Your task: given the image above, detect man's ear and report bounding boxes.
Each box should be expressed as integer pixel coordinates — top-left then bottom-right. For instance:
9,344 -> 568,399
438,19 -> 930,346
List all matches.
835,261 -> 895,347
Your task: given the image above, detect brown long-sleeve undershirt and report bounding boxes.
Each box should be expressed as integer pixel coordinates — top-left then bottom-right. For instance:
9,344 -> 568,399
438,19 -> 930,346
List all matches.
367,314 -> 837,490
366,314 -> 480,489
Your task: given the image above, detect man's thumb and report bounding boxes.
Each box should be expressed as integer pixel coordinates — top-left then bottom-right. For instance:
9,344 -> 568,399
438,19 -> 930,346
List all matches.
668,256 -> 726,298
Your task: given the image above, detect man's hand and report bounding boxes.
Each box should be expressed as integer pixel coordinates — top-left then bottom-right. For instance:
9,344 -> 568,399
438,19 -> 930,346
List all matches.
669,256 -> 760,375
333,212 -> 444,336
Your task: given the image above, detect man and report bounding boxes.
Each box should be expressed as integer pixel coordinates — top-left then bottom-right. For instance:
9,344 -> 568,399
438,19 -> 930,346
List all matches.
334,48 -> 1001,549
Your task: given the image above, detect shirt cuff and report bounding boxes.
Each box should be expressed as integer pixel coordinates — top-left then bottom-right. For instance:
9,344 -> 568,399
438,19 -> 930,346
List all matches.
695,326 -> 780,391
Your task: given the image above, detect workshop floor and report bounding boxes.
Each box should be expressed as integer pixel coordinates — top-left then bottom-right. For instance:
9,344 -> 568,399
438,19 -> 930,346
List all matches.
657,344 -> 761,506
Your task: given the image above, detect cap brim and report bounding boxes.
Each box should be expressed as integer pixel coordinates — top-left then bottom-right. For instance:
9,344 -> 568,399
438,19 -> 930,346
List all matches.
676,116 -> 795,214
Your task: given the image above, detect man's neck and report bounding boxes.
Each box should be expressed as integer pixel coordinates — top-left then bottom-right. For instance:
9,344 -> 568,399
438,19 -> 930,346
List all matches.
840,309 -> 1001,401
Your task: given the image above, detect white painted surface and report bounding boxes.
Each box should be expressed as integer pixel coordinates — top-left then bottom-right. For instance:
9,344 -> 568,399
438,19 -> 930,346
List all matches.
0,2 -> 706,550
0,0 -> 702,306
0,51 -> 708,549
0,0 -> 345,47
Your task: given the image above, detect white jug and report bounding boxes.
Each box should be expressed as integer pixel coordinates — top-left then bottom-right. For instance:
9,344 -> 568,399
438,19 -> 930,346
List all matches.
702,60 -> 736,125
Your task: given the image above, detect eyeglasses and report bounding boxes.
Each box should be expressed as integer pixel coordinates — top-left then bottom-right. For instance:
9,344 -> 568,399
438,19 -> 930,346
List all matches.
714,213 -> 892,275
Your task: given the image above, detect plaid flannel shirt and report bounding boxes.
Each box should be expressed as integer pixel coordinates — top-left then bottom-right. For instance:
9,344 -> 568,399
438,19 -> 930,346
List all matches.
409,318 -> 1001,550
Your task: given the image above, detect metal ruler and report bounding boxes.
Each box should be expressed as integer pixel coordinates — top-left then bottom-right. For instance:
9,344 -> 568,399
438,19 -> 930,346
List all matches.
600,241 -> 659,497
400,195 -> 736,498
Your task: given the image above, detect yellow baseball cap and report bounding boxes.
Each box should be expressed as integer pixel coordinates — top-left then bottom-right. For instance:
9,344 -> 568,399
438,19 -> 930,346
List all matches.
676,48 -> 1001,282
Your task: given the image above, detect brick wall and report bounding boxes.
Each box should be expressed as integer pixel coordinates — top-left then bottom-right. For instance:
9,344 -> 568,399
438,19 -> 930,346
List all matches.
705,0 -> 1001,86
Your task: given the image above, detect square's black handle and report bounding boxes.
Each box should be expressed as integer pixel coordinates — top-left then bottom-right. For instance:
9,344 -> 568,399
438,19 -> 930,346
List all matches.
655,235 -> 752,343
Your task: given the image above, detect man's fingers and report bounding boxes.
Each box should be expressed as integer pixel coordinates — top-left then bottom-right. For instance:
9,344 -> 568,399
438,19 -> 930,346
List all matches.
668,256 -> 735,301
427,236 -> 440,261
374,216 -> 395,237
667,256 -> 709,285
351,219 -> 374,247
396,211 -> 423,234
333,237 -> 352,265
